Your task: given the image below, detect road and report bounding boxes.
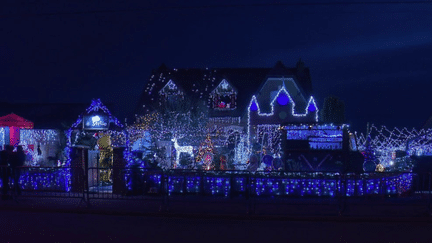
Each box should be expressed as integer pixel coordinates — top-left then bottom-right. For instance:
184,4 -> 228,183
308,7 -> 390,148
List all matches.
1,210 -> 432,242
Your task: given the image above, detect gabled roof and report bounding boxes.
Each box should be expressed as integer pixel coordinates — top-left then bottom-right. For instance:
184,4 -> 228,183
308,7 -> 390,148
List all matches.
210,67 -> 271,117
0,113 -> 34,128
265,60 -> 313,97
247,86 -> 319,124
135,61 -> 313,119
159,79 -> 183,95
210,79 -> 238,95
71,99 -> 123,130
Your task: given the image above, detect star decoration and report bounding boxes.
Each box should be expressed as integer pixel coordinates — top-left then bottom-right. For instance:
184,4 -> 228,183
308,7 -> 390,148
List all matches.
220,79 -> 229,90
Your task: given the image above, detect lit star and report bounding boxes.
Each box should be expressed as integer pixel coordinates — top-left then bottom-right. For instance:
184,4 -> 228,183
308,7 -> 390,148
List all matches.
221,79 -> 229,89
167,80 -> 176,90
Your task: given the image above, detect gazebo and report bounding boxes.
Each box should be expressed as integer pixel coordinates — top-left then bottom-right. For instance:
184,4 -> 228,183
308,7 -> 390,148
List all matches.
0,113 -> 34,147
66,99 -> 126,193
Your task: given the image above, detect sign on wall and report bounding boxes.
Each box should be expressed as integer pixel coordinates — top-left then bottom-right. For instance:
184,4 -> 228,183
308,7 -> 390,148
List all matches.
83,114 -> 109,130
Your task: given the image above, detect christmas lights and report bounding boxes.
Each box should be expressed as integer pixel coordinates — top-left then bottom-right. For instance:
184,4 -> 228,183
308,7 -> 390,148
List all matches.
210,79 -> 237,110
158,79 -> 183,96
207,124 -> 242,147
357,125 -> 432,168
248,86 -> 318,120
196,135 -> 214,170
159,171 -> 413,198
0,169 -> 412,196
282,124 -> 345,151
19,129 -> 61,166
0,127 -> 5,148
247,85 -> 318,149
84,99 -> 123,128
20,129 -> 60,145
172,137 -> 194,168
0,168 -> 70,192
233,135 -> 250,167
256,124 -> 282,155
63,99 -> 126,191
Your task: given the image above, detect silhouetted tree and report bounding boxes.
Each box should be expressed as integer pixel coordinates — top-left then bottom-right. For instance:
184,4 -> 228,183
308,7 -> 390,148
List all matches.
320,96 -> 345,124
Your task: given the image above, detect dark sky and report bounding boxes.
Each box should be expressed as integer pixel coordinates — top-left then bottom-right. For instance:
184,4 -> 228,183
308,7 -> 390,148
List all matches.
1,0 -> 431,132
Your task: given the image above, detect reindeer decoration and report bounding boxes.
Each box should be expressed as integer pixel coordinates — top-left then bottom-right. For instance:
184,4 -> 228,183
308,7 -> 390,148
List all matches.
171,137 -> 194,168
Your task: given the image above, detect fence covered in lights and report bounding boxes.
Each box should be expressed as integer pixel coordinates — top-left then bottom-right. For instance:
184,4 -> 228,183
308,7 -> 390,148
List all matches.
124,170 -> 413,197
357,125 -> 432,168
0,167 -> 70,191
0,168 -> 413,197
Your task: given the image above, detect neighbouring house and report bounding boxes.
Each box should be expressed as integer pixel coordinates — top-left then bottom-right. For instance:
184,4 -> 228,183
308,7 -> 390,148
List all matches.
0,102 -> 117,167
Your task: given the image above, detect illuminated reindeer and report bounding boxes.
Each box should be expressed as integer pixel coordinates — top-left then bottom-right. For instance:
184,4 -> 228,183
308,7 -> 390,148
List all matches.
171,137 -> 194,168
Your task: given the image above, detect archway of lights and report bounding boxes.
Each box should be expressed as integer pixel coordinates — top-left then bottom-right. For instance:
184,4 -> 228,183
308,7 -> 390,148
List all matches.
65,99 -> 126,191
356,125 -> 432,168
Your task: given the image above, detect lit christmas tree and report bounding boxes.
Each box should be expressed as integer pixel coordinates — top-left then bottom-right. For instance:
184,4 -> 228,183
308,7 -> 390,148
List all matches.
196,135 -> 215,170
234,135 -> 249,166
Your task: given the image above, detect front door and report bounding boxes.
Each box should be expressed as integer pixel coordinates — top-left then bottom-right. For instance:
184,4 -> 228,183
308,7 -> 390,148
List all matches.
88,150 -> 99,188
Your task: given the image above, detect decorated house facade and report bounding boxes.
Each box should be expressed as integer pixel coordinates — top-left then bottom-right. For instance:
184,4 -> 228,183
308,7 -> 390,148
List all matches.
135,60 -> 355,170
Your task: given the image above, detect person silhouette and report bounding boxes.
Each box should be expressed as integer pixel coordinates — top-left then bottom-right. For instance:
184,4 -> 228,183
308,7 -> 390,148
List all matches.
11,146 -> 25,195
0,145 -> 13,200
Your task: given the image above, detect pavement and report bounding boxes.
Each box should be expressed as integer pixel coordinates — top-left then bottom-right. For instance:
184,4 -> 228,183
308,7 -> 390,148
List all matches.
1,193 -> 432,222
2,210 -> 432,242
1,194 -> 432,242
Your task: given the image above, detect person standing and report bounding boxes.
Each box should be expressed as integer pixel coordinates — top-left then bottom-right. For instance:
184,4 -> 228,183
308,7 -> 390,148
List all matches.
11,146 -> 25,195
0,145 -> 13,200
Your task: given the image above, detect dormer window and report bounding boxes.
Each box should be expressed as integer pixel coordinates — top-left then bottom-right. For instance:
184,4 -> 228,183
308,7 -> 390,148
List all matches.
159,80 -> 183,96
210,79 -> 237,110
158,79 -> 184,104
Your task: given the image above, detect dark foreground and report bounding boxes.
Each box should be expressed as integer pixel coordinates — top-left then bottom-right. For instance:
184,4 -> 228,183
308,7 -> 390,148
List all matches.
0,209 -> 432,243
0,194 -> 432,242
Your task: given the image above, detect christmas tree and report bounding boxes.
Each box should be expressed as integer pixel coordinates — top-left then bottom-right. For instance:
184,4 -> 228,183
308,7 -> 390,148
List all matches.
234,135 -> 249,166
196,135 -> 215,170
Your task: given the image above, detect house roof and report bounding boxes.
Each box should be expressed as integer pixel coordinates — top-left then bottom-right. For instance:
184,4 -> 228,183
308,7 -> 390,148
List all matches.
0,113 -> 34,128
71,99 -> 123,130
210,67 -> 271,117
135,61 -> 313,118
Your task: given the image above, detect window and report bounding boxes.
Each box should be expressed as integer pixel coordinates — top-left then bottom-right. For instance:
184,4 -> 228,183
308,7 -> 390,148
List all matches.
211,79 -> 237,110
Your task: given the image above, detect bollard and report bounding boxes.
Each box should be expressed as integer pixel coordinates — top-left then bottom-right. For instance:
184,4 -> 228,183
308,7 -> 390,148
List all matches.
247,173 -> 255,215
338,173 -> 346,216
428,172 -> 431,215
86,167 -> 91,207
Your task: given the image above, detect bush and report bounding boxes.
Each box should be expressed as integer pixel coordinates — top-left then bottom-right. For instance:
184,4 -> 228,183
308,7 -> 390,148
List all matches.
179,153 -> 193,168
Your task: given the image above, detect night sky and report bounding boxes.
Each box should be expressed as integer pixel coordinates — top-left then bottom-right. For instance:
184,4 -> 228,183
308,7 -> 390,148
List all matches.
1,0 -> 431,132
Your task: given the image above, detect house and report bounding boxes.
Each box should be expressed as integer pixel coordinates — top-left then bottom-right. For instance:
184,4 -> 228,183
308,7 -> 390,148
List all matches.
136,60 -> 362,171
135,60 -> 313,124
135,59 -> 315,137
135,60 -> 355,170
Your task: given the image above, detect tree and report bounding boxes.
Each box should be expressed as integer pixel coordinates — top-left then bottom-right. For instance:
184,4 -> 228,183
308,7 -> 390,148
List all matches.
149,97 -> 209,146
132,97 -> 209,169
179,153 -> 194,169
320,96 -> 345,124
196,135 -> 215,170
234,135 -> 249,165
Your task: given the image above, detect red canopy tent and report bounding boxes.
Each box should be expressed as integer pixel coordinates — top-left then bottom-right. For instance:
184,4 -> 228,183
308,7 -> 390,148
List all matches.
0,113 -> 34,128
0,113 -> 34,146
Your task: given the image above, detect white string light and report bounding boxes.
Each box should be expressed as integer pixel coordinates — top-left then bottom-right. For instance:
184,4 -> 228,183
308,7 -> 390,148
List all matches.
357,125 -> 432,167
247,85 -> 319,148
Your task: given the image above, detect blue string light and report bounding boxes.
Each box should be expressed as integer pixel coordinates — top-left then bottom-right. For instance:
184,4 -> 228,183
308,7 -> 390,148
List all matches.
0,170 -> 413,198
